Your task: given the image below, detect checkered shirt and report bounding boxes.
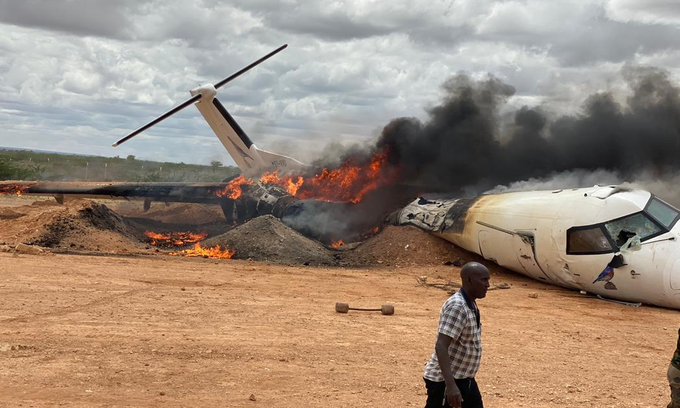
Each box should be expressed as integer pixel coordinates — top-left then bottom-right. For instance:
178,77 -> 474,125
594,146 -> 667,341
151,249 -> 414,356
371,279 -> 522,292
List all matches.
673,328 -> 680,370
423,291 -> 482,381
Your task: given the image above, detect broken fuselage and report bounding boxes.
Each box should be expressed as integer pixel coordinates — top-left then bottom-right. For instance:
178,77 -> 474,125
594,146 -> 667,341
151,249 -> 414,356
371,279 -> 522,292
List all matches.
391,186 -> 680,309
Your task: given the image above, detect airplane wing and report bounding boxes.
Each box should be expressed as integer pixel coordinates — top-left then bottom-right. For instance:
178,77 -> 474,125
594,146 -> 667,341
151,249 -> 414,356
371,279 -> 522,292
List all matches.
0,179 -> 295,225
0,181 -> 228,205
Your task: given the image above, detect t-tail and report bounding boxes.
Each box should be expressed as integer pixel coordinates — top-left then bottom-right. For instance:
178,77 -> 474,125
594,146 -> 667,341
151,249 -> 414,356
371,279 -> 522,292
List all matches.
113,44 -> 306,178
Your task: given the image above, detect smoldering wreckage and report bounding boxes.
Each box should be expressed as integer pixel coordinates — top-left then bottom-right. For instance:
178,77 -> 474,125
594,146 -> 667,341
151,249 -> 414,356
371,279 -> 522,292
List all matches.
3,45 -> 680,310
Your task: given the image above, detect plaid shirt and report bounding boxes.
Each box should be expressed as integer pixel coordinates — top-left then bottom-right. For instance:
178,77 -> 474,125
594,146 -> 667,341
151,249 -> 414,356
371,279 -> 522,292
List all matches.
423,290 -> 482,381
673,328 -> 680,370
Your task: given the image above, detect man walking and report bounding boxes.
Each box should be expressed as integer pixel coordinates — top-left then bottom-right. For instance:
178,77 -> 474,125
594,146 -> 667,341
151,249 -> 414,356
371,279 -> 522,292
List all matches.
670,328 -> 680,408
423,262 -> 490,408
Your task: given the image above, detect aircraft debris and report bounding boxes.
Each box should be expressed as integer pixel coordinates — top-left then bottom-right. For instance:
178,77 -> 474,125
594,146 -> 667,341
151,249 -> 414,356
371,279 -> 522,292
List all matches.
145,231 -> 207,247
390,186 -> 680,309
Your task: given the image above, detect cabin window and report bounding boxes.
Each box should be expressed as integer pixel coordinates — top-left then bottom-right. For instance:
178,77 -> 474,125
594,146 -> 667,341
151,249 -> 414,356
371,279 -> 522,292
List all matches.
646,197 -> 679,229
604,212 -> 663,245
567,227 -> 613,254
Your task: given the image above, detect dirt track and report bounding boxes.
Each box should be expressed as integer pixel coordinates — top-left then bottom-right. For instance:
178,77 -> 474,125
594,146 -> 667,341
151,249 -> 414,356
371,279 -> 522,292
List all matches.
0,252 -> 677,408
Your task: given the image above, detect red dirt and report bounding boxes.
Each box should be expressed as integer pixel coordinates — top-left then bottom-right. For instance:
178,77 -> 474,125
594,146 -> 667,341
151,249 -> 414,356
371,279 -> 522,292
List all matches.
0,196 -> 677,408
0,252 -> 676,408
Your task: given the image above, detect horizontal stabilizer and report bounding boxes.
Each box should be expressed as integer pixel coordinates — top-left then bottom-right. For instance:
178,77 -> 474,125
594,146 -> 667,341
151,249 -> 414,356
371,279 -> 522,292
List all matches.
114,44 -> 288,148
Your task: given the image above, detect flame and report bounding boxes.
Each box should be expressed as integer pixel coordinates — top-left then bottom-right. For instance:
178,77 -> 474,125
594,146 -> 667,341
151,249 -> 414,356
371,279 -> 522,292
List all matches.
170,242 -> 236,259
0,184 -> 28,196
286,176 -> 304,196
216,175 -> 253,199
253,150 -> 398,203
331,239 -> 345,248
260,172 -> 280,185
145,231 -> 207,247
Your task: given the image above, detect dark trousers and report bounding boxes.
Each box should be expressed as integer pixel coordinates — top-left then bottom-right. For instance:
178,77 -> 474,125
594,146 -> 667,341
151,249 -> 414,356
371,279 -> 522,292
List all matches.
424,378 -> 483,408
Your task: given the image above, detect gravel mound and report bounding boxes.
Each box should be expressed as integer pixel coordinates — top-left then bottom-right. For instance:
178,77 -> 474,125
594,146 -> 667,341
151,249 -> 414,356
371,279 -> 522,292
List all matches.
202,215 -> 337,266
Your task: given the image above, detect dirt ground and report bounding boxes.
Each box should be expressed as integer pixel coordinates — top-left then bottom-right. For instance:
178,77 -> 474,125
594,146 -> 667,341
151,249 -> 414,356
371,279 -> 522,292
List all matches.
0,252 -> 677,408
0,195 -> 678,407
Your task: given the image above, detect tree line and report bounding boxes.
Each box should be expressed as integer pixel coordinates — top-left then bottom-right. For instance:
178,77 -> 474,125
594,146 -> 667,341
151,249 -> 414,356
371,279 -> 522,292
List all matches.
0,150 -> 240,183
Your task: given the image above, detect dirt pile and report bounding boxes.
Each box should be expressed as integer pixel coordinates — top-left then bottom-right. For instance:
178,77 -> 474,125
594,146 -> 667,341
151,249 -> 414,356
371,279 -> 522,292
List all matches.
0,197 -> 501,268
345,225 -> 480,267
0,200 -> 146,253
202,215 -> 337,266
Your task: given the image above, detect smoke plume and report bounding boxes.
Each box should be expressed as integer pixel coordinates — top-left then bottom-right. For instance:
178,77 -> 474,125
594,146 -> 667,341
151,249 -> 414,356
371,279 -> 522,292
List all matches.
488,169 -> 680,208
374,65 -> 680,196
287,65 -> 680,242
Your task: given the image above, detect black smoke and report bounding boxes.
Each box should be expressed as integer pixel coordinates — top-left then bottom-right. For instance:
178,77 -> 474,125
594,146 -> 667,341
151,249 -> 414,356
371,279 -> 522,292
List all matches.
376,65 -> 680,194
281,65 -> 680,242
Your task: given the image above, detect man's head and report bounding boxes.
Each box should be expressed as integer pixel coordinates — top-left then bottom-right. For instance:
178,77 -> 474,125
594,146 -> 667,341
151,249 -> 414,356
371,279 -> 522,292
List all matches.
460,262 -> 491,300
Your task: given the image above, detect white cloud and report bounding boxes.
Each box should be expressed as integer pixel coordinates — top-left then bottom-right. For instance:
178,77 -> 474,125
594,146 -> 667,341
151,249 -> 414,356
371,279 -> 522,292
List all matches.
0,0 -> 679,167
477,0 -> 599,36
607,0 -> 680,25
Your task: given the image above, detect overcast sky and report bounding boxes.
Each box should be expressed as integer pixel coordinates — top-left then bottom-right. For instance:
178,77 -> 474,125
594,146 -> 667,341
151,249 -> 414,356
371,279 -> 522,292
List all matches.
0,0 -> 679,166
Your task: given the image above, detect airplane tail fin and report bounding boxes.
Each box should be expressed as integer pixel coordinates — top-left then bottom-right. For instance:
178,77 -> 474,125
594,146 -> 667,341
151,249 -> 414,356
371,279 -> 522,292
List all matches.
256,148 -> 307,172
113,44 -> 307,178
193,95 -> 306,178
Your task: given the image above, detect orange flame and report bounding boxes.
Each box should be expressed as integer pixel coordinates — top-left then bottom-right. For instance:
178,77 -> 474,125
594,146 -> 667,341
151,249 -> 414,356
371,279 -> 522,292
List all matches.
170,242 -> 236,259
260,171 -> 280,184
0,184 -> 28,196
216,175 -> 253,199
145,231 -> 207,247
287,176 -> 304,196
252,150 -> 397,203
331,240 -> 345,248
259,171 -> 305,196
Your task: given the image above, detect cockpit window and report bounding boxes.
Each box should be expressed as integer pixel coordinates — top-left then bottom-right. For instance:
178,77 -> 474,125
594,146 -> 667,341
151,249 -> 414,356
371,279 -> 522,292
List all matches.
567,227 -> 614,254
646,197 -> 679,229
604,212 -> 663,245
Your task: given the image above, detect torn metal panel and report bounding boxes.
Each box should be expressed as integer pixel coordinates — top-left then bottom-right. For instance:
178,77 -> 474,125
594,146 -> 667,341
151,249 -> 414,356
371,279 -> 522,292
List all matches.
389,197 -> 460,232
236,183 -> 298,220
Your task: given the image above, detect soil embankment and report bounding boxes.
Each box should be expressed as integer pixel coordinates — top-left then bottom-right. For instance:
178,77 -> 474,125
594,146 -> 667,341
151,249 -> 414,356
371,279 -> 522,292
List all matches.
0,197 -> 482,268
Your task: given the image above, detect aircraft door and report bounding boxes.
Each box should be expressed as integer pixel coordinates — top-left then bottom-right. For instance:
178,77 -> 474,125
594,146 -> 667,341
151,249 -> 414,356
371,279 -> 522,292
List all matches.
513,233 -> 553,283
479,230 -> 501,262
665,251 -> 680,307
478,230 -> 514,268
671,259 -> 680,290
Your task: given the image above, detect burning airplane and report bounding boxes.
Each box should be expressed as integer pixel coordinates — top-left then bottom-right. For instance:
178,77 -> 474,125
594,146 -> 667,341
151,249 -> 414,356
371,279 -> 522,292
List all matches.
389,187 -> 680,309
2,45 -> 680,309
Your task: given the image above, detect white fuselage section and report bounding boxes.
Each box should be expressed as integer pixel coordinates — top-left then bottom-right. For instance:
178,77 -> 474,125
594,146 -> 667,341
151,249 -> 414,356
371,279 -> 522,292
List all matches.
396,186 -> 680,309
